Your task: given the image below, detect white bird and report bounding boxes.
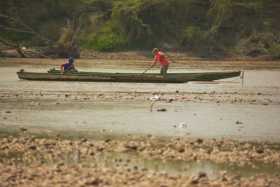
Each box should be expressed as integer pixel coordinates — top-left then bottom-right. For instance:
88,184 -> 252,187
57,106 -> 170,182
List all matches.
178,122 -> 187,128
149,95 -> 160,101
173,122 -> 187,129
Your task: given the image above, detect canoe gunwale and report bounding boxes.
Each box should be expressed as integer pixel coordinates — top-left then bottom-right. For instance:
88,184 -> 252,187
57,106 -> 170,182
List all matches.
17,69 -> 241,83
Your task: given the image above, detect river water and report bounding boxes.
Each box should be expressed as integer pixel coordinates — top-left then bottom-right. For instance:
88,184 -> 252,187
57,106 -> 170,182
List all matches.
0,62 -> 280,142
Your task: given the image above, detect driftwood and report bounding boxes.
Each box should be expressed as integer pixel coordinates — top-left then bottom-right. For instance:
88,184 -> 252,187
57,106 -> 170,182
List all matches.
0,37 -> 26,58
0,13 -> 53,58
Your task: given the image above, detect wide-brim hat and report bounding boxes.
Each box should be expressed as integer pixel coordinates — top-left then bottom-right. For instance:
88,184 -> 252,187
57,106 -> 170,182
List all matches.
152,48 -> 159,54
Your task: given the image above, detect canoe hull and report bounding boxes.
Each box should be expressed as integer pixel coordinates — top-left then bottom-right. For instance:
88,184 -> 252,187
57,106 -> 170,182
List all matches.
17,70 -> 241,83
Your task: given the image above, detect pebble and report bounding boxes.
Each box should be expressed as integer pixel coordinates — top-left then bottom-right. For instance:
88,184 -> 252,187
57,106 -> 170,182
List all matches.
256,147 -> 264,154
196,138 -> 203,144
235,120 -> 243,125
167,98 -> 174,103
157,108 -> 167,112
19,127 -> 28,132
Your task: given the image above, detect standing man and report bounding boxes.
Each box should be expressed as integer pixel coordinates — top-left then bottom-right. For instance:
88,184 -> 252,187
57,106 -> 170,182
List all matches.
151,48 -> 170,75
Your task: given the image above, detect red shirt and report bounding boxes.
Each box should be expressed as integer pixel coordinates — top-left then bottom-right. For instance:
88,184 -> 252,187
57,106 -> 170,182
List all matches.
154,51 -> 169,66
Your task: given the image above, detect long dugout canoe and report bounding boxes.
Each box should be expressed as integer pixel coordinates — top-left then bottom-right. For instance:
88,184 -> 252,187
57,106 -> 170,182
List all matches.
17,69 -> 241,83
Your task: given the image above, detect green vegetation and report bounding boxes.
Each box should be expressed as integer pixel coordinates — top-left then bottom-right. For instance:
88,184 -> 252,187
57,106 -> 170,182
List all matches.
0,0 -> 280,58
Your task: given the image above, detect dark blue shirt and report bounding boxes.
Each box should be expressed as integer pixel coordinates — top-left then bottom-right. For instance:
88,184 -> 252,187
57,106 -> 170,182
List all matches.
62,63 -> 74,71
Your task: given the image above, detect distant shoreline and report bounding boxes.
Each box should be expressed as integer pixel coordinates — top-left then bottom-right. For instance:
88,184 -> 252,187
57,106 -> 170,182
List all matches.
1,57 -> 280,71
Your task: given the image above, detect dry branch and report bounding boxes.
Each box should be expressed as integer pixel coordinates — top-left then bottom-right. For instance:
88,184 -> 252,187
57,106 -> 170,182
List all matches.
0,37 -> 26,57
0,13 -> 52,45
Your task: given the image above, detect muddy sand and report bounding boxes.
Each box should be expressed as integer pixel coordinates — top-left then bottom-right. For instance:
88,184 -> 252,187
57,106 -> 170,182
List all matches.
0,57 -> 280,186
1,135 -> 280,187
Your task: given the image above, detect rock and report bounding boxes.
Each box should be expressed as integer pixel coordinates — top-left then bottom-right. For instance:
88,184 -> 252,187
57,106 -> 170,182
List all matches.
80,138 -> 88,143
167,98 -> 174,103
196,138 -> 203,144
124,142 -> 138,151
190,176 -> 199,184
177,147 -> 185,153
85,178 -> 102,186
198,171 -> 207,179
235,120 -> 243,125
189,171 -> 208,185
256,147 -> 264,154
5,110 -> 11,114
29,145 -> 37,150
19,127 -> 27,132
157,108 -> 167,112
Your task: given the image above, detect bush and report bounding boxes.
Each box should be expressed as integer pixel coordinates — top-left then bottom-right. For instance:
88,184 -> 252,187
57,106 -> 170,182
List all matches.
181,26 -> 226,57
236,33 -> 277,57
268,43 -> 280,59
82,32 -> 127,52
93,33 -> 127,51
181,26 -> 205,49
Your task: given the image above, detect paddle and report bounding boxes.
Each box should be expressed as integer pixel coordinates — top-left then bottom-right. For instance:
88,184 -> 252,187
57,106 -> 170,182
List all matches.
142,64 -> 154,74
142,50 -> 175,74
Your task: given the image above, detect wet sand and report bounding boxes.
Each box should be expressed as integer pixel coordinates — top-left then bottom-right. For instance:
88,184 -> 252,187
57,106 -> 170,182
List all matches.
1,101 -> 280,142
0,62 -> 280,141
0,58 -> 280,186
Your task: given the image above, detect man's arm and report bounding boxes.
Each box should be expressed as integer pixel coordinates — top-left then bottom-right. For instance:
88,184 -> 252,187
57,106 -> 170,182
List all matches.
60,64 -> 64,73
151,55 -> 158,66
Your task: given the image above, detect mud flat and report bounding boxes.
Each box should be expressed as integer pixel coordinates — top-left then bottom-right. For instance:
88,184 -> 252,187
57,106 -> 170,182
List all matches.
1,135 -> 280,187
0,58 -> 280,186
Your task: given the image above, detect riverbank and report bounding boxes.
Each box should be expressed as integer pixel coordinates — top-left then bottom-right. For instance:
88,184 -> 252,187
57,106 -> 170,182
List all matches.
1,57 -> 280,70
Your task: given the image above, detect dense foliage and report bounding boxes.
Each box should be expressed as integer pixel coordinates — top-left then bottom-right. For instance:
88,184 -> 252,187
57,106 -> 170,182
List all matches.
0,0 -> 280,58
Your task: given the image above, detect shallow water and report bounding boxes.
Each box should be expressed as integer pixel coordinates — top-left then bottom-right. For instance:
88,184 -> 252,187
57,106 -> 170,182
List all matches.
1,101 -> 280,142
0,64 -> 280,142
0,65 -> 280,94
1,148 -> 278,179
94,152 -> 280,179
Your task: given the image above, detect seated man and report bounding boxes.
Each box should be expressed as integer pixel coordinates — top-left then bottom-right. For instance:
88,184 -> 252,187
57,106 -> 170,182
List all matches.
60,57 -> 76,73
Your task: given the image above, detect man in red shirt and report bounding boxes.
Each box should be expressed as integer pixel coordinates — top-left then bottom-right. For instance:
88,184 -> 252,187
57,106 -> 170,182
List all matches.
151,48 -> 170,75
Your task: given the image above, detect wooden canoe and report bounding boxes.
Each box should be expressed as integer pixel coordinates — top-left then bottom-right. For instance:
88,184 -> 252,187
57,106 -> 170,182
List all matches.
17,69 -> 241,83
